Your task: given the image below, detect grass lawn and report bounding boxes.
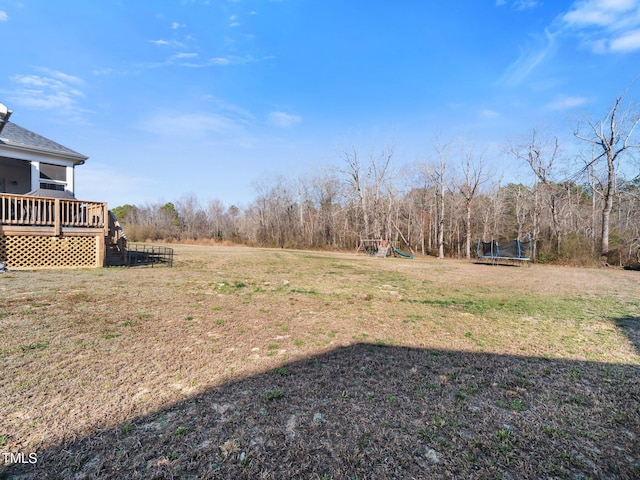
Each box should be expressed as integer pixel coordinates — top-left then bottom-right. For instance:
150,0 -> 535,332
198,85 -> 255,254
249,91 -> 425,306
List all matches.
1,245 -> 639,479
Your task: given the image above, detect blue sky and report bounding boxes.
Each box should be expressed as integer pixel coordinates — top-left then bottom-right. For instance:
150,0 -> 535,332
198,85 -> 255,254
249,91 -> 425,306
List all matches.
1,0 -> 639,207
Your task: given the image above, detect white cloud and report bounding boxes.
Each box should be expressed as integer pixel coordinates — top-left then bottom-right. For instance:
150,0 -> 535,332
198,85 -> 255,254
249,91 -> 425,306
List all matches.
10,73 -> 84,100
563,0 -> 637,28
495,0 -> 539,9
268,111 -> 302,128
48,70 -> 84,86
586,38 -> 609,53
610,28 -> 640,51
561,0 -> 640,53
546,95 -> 588,110
208,96 -> 255,121
210,57 -> 232,65
564,8 -> 612,27
6,70 -> 87,121
171,22 -> 186,29
137,112 -> 248,138
92,67 -> 128,76
172,52 -> 198,59
480,108 -> 500,119
206,55 -> 253,66
93,68 -> 115,76
0,10 -> 8,21
143,52 -> 254,69
150,38 -> 187,49
499,29 -> 557,86
514,0 -> 539,10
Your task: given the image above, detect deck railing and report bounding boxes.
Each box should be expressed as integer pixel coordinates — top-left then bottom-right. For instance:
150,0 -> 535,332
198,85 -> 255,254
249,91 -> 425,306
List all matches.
0,193 -> 107,233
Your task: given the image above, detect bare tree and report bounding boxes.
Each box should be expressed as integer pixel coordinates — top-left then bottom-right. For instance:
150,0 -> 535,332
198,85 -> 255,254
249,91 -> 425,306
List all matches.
340,144 -> 394,241
479,174 -> 506,243
455,146 -> 487,259
430,143 -> 451,259
176,193 -> 205,240
341,147 -> 369,239
511,129 -> 564,255
207,199 -> 226,241
575,93 -> 640,260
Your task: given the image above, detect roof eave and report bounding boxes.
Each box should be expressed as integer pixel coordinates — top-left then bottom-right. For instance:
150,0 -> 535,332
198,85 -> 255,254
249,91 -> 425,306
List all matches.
0,142 -> 88,165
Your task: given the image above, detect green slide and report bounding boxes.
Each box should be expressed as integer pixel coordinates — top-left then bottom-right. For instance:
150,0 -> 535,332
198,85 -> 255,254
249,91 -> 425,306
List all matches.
392,246 -> 413,259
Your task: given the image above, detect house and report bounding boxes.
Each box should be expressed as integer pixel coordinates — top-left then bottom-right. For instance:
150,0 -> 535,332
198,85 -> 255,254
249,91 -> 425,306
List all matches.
0,103 -> 126,269
0,105 -> 88,197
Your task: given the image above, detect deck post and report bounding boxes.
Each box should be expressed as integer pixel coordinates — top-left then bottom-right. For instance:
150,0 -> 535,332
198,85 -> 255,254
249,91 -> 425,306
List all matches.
54,198 -> 61,236
96,235 -> 105,267
103,203 -> 109,237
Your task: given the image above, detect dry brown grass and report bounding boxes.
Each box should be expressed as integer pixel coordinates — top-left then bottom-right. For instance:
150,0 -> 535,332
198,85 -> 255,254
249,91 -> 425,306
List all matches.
1,245 -> 639,479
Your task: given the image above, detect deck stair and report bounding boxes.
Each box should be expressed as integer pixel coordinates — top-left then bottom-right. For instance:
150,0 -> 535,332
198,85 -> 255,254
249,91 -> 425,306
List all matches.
105,210 -> 127,266
105,239 -> 126,266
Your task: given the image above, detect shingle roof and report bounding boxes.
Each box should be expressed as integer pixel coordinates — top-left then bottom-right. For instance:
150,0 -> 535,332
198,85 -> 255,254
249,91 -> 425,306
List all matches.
0,121 -> 88,162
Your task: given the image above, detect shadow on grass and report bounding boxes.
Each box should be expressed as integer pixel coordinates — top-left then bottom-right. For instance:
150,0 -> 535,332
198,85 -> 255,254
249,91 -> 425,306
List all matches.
615,315 -> 640,355
2,344 -> 639,479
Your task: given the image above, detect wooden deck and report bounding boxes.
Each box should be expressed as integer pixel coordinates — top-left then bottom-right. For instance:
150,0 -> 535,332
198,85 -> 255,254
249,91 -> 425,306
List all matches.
0,193 -> 107,236
0,193 -> 110,269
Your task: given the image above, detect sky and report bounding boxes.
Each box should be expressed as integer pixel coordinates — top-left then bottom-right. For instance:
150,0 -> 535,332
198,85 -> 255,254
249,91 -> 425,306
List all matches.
1,0 -> 639,208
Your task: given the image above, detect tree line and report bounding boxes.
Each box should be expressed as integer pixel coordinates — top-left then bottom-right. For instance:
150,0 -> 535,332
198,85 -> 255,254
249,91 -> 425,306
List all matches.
113,94 -> 640,266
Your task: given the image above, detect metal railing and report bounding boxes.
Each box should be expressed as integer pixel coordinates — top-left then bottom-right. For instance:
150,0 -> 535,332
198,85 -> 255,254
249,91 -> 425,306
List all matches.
126,244 -> 174,267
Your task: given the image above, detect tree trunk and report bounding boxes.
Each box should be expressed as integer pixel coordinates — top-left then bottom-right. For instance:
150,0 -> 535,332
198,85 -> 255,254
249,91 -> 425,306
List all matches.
465,202 -> 472,259
438,186 -> 445,259
601,153 -> 615,258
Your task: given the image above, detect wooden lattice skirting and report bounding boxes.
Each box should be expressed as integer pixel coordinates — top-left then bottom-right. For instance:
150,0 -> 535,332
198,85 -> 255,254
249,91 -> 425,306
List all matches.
0,235 -> 102,269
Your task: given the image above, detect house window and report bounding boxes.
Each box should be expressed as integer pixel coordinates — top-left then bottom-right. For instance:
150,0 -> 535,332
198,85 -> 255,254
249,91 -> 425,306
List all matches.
40,183 -> 66,191
39,163 -> 67,190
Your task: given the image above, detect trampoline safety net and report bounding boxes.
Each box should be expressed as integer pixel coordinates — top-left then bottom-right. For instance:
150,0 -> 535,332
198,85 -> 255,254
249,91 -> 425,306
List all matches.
477,238 -> 531,262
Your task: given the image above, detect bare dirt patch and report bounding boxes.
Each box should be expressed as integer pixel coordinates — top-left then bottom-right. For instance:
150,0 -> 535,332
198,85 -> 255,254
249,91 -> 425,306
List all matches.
1,245 -> 639,478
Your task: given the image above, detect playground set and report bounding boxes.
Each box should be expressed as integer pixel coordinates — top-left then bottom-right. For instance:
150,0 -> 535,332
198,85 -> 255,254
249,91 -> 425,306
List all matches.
357,239 -> 414,259
355,235 -> 532,266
